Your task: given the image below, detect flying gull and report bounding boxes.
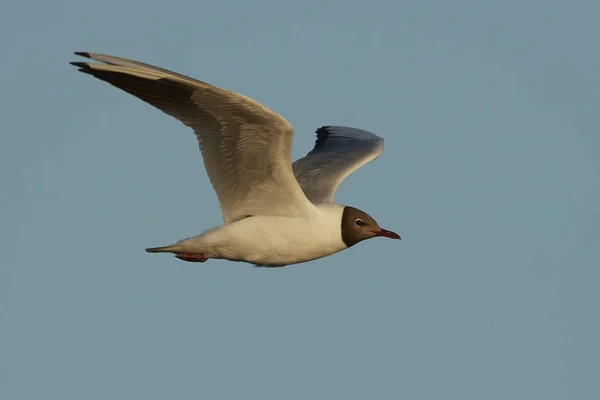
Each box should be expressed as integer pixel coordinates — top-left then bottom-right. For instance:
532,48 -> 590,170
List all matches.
70,52 -> 401,267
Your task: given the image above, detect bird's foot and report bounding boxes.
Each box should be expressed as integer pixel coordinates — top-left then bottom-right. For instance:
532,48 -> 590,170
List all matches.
175,253 -> 209,263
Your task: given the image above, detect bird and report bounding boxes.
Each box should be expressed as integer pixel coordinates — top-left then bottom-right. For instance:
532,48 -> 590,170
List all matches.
70,52 -> 401,268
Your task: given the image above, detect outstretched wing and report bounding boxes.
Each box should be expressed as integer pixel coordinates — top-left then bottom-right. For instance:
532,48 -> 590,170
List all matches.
292,126 -> 384,203
71,52 -> 314,224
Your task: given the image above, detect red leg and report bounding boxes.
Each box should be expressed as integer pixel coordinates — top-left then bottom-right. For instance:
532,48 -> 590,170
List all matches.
175,253 -> 209,263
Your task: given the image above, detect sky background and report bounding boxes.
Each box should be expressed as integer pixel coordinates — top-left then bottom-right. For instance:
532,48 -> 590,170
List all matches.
1,0 -> 599,399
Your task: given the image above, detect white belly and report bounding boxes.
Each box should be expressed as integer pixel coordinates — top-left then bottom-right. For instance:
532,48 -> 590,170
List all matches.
198,205 -> 346,266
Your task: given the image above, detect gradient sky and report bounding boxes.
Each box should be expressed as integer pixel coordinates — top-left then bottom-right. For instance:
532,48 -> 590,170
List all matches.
2,0 -> 599,399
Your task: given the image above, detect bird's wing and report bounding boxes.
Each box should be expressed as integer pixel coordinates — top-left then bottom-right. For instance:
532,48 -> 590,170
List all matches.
292,126 -> 384,203
71,52 -> 315,224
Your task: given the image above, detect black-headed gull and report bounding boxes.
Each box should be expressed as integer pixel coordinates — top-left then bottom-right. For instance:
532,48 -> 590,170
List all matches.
71,52 -> 400,267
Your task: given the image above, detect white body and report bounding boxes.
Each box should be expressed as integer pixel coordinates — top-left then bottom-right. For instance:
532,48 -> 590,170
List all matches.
71,53 -> 390,266
174,204 -> 347,266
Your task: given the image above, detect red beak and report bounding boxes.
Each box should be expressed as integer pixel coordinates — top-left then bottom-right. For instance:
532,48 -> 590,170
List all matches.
375,229 -> 401,240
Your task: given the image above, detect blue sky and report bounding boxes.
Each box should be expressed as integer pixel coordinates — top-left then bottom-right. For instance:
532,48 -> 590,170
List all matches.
2,0 -> 599,399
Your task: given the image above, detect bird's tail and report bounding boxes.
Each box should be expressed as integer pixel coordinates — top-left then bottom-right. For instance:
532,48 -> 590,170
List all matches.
145,244 -> 184,254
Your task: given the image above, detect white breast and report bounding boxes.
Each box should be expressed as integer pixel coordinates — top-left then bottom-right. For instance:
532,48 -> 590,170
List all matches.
197,203 -> 347,266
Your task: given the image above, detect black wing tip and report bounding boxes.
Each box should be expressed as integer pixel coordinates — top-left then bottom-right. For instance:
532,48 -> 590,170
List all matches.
316,125 -> 331,134
74,51 -> 91,58
69,61 -> 94,75
314,126 -> 333,149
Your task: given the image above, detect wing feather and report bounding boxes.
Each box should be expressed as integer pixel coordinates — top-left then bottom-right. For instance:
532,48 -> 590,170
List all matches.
292,126 -> 384,203
71,53 -> 314,223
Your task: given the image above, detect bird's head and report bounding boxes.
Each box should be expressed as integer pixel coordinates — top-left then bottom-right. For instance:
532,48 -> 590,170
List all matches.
341,206 -> 401,247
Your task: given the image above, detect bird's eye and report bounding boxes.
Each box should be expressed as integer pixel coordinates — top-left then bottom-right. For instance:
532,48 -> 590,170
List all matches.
355,219 -> 364,227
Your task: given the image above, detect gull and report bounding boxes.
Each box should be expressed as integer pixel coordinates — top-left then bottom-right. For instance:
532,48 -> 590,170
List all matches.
70,52 -> 400,267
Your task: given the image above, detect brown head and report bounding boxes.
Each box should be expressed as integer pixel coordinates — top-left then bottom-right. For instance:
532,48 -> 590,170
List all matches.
341,206 -> 401,247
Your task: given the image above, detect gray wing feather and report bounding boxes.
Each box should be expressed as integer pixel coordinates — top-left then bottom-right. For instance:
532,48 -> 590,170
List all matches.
292,126 -> 384,203
71,52 -> 314,224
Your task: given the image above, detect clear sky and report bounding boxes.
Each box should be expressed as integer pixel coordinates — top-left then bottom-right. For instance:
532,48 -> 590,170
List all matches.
2,0 -> 599,399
